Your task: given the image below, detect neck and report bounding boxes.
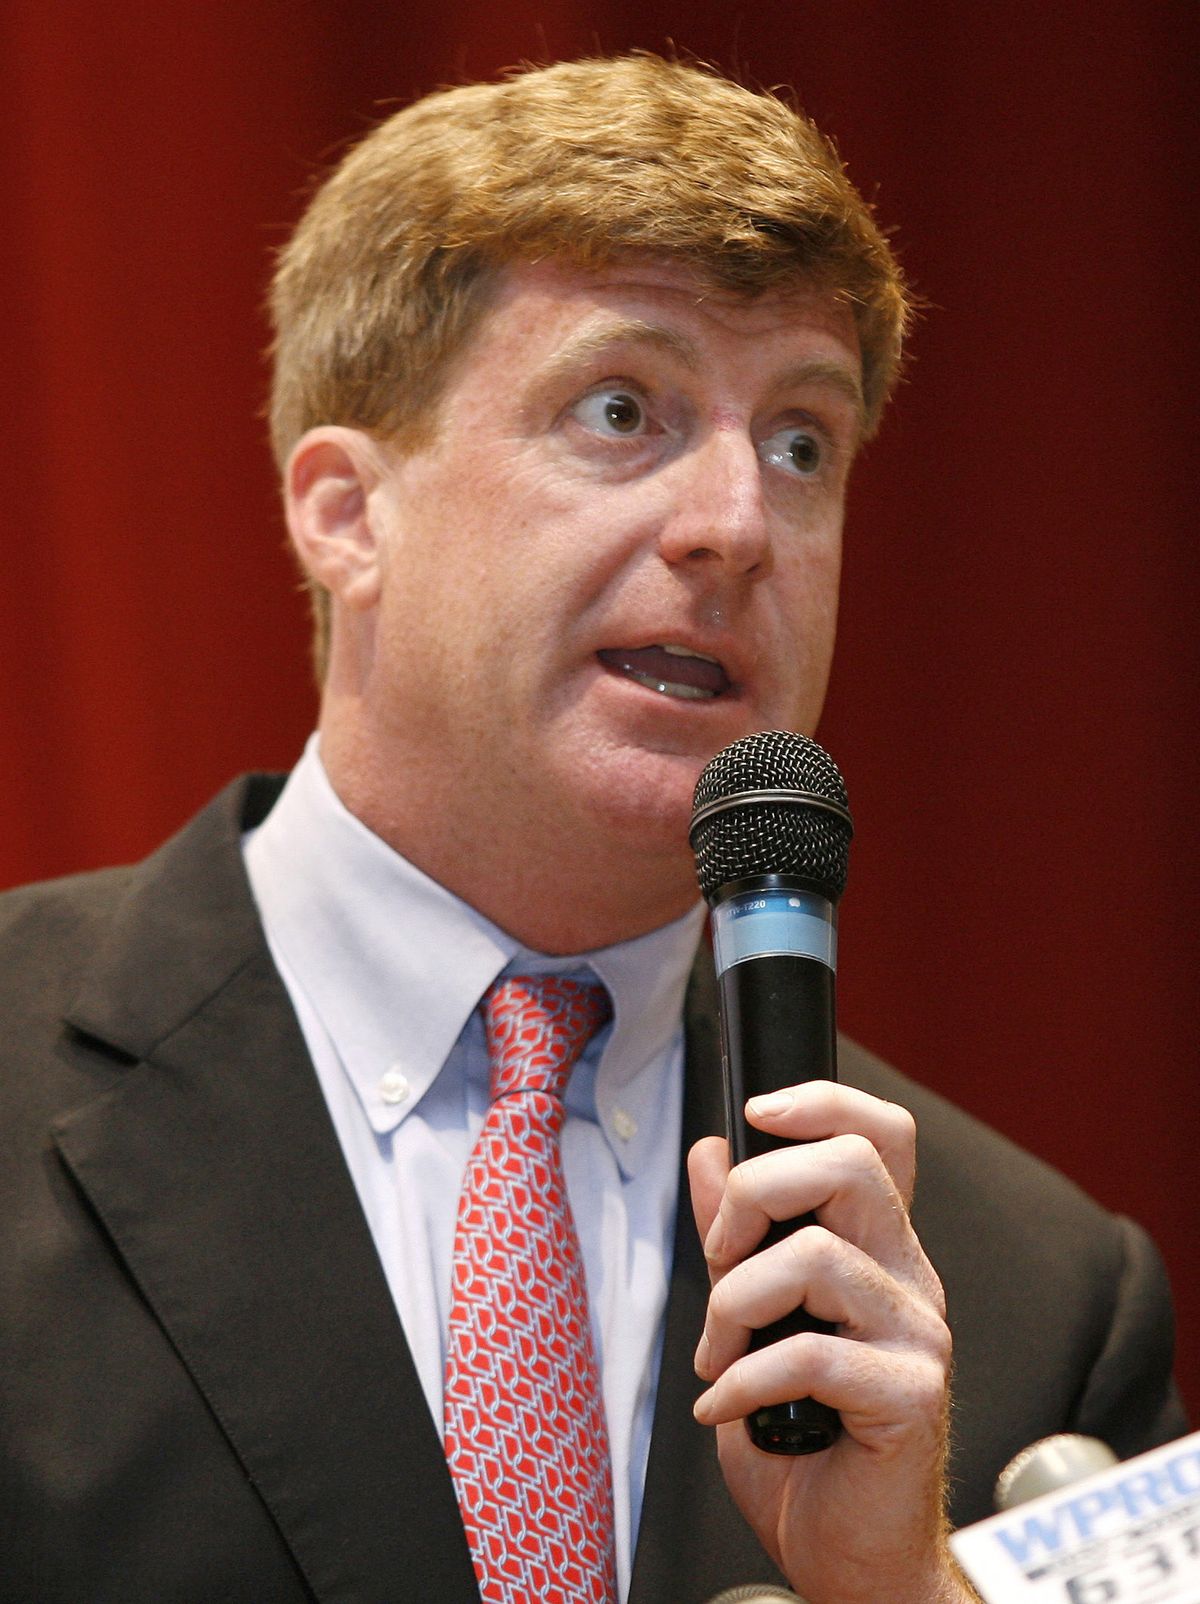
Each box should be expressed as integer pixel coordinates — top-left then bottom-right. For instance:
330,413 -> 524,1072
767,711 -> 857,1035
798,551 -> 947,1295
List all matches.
315,716 -> 703,955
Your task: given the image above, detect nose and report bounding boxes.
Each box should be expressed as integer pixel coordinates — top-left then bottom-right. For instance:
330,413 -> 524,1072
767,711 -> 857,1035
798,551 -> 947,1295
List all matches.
657,429 -> 772,576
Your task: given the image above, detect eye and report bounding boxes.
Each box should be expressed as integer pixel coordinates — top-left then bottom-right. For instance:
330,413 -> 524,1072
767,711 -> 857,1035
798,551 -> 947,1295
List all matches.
571,387 -> 648,438
761,426 -> 823,477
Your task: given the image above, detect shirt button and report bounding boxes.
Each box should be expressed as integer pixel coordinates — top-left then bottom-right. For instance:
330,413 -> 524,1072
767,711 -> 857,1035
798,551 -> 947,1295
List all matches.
613,1107 -> 637,1142
379,1068 -> 410,1106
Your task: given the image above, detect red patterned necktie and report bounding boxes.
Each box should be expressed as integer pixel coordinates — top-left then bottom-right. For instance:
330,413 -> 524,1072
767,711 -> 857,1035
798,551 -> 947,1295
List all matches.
443,974 -> 617,1604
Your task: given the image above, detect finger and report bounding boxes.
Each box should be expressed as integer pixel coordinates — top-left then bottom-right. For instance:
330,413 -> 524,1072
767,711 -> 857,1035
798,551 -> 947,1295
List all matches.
706,1133 -> 940,1303
744,1081 -> 917,1201
694,1325 -> 952,1446
687,1135 -> 730,1247
696,1224 -> 948,1381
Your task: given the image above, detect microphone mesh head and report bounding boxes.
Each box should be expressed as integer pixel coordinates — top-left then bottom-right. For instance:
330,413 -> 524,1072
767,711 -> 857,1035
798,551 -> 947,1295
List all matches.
690,730 -> 852,903
704,1589 -> 803,1603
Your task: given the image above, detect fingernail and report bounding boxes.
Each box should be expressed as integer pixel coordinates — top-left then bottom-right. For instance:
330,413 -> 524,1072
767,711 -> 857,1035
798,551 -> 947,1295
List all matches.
693,1388 -> 715,1423
748,1089 -> 794,1118
694,1332 -> 710,1376
704,1215 -> 725,1261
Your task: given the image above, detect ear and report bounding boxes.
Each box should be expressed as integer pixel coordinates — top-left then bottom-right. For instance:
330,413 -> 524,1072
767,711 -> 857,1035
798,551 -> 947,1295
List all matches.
284,427 -> 390,611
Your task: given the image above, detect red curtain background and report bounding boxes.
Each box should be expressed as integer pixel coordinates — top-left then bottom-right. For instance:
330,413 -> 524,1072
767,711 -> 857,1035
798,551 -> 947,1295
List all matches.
3,2 -> 1196,1416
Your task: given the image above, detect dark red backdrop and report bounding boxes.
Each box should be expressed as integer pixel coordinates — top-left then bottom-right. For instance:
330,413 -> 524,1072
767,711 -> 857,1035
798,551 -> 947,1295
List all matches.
3,2 -> 1195,1414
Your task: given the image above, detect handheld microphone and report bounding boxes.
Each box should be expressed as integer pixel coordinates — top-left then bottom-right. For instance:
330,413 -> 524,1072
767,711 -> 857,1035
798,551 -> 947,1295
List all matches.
689,729 -> 853,1456
994,1433 -> 1118,1511
705,1587 -> 805,1602
951,1428 -> 1200,1600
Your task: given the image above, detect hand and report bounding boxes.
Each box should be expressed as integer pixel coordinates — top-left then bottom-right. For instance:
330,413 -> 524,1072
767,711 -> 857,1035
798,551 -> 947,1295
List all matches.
688,1082 -> 978,1604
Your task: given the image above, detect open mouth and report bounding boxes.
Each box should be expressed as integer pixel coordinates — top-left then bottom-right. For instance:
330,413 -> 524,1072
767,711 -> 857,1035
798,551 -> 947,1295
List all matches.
597,644 -> 731,701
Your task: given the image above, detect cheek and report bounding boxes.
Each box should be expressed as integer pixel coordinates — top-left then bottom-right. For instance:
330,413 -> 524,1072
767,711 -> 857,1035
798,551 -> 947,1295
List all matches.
776,535 -> 842,634
767,542 -> 842,724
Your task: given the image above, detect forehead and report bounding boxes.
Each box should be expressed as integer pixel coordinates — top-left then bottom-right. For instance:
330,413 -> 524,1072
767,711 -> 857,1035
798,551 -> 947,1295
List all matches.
461,255 -> 863,404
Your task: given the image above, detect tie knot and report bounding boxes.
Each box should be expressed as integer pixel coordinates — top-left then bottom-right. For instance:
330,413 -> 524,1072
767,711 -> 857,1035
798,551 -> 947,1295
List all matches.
482,974 -> 612,1102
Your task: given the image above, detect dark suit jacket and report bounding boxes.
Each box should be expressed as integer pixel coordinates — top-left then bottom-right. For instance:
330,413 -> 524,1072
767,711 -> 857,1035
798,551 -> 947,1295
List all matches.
0,777 -> 1184,1603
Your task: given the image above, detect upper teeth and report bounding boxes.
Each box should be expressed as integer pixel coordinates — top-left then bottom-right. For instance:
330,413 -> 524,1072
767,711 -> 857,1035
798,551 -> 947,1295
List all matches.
661,643 -> 718,662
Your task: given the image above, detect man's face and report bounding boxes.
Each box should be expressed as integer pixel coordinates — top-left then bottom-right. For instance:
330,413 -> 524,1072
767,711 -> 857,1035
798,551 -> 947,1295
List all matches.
357,257 -> 862,902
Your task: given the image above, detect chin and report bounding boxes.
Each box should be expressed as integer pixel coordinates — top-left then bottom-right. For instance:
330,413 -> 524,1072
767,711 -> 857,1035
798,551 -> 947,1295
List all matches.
569,744 -> 704,852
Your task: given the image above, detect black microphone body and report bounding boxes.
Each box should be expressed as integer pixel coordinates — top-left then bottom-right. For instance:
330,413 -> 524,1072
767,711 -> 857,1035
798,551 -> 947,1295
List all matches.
690,732 -> 853,1457
718,927 -> 838,1162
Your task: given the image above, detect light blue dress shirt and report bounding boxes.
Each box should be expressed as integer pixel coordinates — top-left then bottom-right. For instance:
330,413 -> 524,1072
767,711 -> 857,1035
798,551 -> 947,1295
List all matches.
242,738 -> 706,1601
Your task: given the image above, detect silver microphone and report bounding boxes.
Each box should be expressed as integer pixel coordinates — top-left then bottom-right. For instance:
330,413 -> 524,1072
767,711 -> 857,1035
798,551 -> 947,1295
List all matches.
955,1429 -> 1200,1602
993,1432 -> 1118,1509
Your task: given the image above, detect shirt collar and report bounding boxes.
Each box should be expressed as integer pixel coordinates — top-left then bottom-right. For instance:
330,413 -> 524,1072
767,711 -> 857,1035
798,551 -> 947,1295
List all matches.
243,737 -> 705,1177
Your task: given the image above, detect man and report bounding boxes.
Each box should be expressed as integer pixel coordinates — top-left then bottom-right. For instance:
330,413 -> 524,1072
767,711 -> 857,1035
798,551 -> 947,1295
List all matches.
0,54 -> 1182,1604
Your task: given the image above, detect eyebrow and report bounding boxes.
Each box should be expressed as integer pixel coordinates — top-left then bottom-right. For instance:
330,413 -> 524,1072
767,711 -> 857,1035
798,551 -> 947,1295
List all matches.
538,318 -> 702,382
539,319 -> 866,430
774,359 -> 866,432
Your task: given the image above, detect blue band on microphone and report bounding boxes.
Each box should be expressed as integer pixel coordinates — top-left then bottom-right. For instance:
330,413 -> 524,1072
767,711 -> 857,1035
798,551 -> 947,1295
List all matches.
711,886 -> 836,977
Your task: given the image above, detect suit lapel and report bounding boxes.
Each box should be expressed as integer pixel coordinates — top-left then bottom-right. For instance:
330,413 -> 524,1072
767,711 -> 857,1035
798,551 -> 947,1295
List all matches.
630,952 -> 788,1604
50,780 -> 781,1601
52,778 -> 478,1604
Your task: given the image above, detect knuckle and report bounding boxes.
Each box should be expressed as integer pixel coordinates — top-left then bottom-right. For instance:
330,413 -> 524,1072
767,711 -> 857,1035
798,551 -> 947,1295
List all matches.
777,1328 -> 827,1391
891,1109 -> 917,1148
927,1313 -> 954,1371
885,1102 -> 917,1148
925,1272 -> 949,1324
802,1080 -> 838,1120
724,1159 -> 760,1210
831,1130 -> 881,1177
910,1354 -> 952,1415
703,1225 -> 728,1270
706,1267 -> 743,1325
785,1219 -> 835,1270
904,1295 -> 953,1372
910,1251 -> 948,1320
717,1351 -> 753,1405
